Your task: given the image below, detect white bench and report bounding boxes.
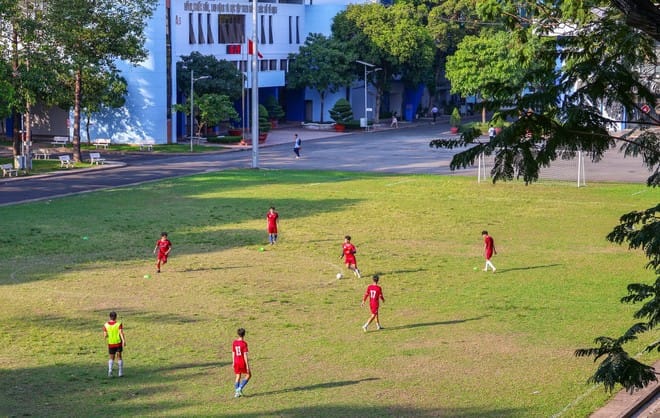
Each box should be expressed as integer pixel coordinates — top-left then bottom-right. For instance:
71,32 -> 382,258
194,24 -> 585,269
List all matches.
93,139 -> 111,149
59,155 -> 73,168
89,152 -> 106,165
139,143 -> 154,151
1,163 -> 18,177
33,148 -> 51,159
51,136 -> 70,147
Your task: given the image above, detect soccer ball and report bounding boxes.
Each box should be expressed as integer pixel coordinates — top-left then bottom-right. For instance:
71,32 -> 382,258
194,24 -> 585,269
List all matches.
336,273 -> 343,279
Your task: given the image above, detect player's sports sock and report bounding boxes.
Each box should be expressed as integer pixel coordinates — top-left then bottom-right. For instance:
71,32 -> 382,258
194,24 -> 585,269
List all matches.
108,359 -> 113,373
118,360 -> 123,376
239,379 -> 249,389
235,382 -> 240,390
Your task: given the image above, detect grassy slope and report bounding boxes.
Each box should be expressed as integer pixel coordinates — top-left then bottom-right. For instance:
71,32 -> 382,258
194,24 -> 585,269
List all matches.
0,170 -> 656,417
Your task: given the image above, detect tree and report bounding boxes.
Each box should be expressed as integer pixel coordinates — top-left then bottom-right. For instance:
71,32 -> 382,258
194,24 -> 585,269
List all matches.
46,0 -> 157,162
286,33 -> 354,123
79,67 -> 127,144
445,31 -> 528,123
328,98 -> 353,125
175,52 -> 243,101
173,93 -> 239,137
332,3 -> 435,122
430,0 -> 659,392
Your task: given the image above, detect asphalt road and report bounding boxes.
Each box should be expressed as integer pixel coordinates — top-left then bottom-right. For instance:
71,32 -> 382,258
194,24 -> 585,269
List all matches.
0,123 -> 651,206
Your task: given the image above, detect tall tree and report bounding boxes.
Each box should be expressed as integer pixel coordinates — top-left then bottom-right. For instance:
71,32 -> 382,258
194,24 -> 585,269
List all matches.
46,0 -> 157,162
175,52 -> 243,101
332,3 -> 434,122
430,0 -> 659,392
286,33 -> 354,123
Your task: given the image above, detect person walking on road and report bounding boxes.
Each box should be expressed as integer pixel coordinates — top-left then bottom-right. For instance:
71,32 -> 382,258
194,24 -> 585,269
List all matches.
293,134 -> 302,159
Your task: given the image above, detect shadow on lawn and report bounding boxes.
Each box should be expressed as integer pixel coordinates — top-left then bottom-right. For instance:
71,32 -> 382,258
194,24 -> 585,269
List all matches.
494,263 -> 562,273
226,405 -> 525,418
248,377 -> 380,397
385,316 -> 487,331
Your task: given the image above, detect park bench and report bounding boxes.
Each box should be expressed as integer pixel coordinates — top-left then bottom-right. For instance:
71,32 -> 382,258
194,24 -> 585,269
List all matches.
1,163 -> 18,177
59,155 -> 73,168
51,136 -> 70,147
89,152 -> 106,165
33,148 -> 51,159
93,139 -> 111,149
139,143 -> 154,151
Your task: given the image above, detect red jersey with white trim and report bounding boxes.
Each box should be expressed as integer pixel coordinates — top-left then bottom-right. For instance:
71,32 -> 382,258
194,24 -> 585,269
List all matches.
363,284 -> 384,309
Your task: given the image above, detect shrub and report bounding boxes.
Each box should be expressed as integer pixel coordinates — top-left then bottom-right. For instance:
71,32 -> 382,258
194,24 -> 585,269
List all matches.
450,108 -> 461,127
207,135 -> 243,144
329,98 -> 353,125
259,104 -> 270,133
264,96 -> 285,121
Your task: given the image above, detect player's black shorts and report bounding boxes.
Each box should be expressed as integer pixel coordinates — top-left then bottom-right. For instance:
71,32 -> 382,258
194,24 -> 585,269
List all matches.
108,345 -> 123,355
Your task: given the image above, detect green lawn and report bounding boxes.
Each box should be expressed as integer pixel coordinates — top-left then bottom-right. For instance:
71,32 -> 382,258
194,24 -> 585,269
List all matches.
0,170 -> 656,417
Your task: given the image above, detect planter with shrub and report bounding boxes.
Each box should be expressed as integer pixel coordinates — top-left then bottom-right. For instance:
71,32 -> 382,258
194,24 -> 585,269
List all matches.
329,98 -> 353,131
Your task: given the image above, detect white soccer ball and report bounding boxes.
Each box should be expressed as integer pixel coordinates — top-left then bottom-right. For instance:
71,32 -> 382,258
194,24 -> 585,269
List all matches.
336,273 -> 343,279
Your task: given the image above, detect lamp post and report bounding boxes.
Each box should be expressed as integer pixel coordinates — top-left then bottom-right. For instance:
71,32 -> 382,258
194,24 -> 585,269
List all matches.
356,60 -> 381,130
190,69 -> 210,152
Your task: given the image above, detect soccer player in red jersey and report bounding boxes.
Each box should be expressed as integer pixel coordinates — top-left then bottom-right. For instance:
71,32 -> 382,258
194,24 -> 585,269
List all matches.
232,328 -> 251,397
266,207 -> 279,245
339,235 -> 361,278
361,275 -> 385,331
482,230 -> 497,272
153,232 -> 172,273
103,311 -> 126,377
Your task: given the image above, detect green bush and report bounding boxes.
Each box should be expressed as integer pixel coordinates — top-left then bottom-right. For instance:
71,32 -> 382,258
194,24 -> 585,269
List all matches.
329,98 -> 353,125
450,108 -> 461,127
259,104 -> 270,133
264,96 -> 285,121
207,135 -> 242,144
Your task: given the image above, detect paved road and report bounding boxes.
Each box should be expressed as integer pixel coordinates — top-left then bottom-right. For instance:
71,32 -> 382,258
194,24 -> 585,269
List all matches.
0,122 -> 650,206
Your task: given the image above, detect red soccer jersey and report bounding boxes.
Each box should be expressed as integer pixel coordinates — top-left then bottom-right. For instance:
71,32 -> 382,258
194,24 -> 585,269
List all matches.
232,339 -> 249,373
156,239 -> 172,255
267,211 -> 279,233
342,242 -> 357,264
363,284 -> 384,308
484,235 -> 495,259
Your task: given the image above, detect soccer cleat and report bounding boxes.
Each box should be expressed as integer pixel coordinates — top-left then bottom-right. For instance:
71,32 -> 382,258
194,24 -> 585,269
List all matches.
492,268 -> 496,273
377,325 -> 383,330
362,325 -> 368,332
108,371 -> 113,377
234,390 -> 241,398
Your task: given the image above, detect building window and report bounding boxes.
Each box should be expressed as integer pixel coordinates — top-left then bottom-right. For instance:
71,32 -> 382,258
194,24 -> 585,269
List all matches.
198,14 -> 205,44
280,59 -> 288,72
260,60 -> 268,71
189,13 -> 196,44
295,16 -> 300,44
268,16 -> 273,44
260,15 -> 266,45
207,14 -> 214,44
269,59 -> 277,70
218,15 -> 245,44
288,16 -> 292,44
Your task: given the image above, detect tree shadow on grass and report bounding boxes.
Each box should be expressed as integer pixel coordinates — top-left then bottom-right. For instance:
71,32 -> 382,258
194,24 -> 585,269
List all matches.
248,377 -> 380,397
494,264 -> 562,274
384,316 -> 487,331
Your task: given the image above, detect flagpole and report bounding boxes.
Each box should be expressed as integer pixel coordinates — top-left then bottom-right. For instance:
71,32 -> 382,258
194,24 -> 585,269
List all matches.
251,0 -> 259,168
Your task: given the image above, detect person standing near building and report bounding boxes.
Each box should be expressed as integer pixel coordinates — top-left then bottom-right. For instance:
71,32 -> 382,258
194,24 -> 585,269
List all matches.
431,105 -> 439,123
482,230 -> 497,272
293,134 -> 302,159
232,328 -> 251,398
153,232 -> 172,273
339,235 -> 361,278
266,206 -> 279,245
103,311 -> 126,377
361,275 -> 385,331
488,125 -> 496,141
390,113 -> 398,128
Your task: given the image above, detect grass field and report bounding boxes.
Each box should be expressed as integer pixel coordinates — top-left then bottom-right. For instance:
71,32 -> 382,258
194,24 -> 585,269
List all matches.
0,170 -> 656,417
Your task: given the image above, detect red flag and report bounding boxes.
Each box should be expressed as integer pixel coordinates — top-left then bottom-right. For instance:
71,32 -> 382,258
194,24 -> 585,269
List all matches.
248,39 -> 263,59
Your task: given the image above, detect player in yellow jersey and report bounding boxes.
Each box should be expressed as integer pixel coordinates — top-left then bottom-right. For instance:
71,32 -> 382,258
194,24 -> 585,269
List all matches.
103,311 -> 126,377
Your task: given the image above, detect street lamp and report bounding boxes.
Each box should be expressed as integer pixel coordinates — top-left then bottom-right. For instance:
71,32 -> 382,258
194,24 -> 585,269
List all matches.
356,60 -> 381,130
190,69 -> 210,152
